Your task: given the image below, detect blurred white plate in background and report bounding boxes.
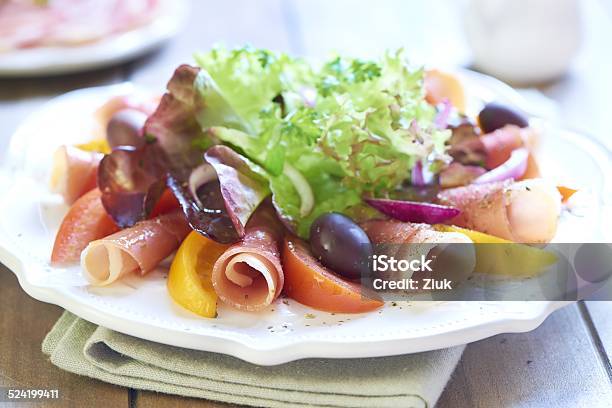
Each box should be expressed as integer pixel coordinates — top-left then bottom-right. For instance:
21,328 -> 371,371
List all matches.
0,0 -> 187,77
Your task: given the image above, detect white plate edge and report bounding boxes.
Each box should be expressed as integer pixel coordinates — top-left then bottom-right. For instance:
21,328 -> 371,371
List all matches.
0,72 -> 609,364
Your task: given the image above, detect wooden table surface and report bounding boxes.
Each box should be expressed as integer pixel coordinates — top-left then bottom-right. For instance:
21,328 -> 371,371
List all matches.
1,1 -> 611,407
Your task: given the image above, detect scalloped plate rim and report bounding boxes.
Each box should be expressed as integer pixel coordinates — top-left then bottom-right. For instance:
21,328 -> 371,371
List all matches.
0,69 -> 608,365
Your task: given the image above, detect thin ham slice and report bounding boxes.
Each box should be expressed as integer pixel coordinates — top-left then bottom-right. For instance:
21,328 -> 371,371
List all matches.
0,1 -> 57,52
449,125 -> 537,169
480,125 -> 525,169
50,145 -> 102,204
437,179 -> 561,243
93,94 -> 159,140
82,211 -> 190,286
212,203 -> 284,311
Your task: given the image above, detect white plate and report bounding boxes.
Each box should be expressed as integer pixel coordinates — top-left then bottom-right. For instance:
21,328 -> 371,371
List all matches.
0,72 -> 610,365
0,0 -> 187,77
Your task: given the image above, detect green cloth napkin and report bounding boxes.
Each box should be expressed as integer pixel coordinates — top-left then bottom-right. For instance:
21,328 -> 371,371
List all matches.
43,312 -> 464,408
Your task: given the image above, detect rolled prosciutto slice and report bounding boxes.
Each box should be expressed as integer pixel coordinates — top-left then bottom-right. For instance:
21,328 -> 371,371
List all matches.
212,204 -> 284,311
362,220 -> 472,245
449,125 -> 536,169
82,211 -> 191,286
50,145 -> 102,204
437,179 -> 561,243
480,125 -> 525,169
93,94 -> 158,140
361,220 -> 475,283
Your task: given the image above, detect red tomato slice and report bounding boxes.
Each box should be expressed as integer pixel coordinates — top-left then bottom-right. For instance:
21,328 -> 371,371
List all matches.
150,188 -> 180,218
282,237 -> 383,314
79,171 -> 98,199
51,188 -> 119,264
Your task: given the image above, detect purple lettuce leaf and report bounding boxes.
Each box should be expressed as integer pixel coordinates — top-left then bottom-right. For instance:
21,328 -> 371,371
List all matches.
143,64 -> 207,177
166,146 -> 270,243
167,175 -> 241,244
98,146 -> 167,228
99,65 -> 204,227
204,145 -> 270,237
99,64 -> 271,242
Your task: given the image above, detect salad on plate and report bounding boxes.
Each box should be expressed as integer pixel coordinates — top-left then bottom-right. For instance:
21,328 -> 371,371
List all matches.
48,47 -> 574,318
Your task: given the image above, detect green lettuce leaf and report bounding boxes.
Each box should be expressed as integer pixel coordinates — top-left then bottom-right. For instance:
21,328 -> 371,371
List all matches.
194,46 -> 313,133
190,46 -> 450,237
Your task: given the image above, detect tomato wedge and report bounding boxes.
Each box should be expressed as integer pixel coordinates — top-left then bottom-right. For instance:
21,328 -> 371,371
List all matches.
282,237 -> 383,314
150,188 -> 181,218
51,188 -> 119,264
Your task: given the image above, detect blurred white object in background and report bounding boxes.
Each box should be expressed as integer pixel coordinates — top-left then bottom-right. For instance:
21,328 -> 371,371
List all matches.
464,0 -> 582,84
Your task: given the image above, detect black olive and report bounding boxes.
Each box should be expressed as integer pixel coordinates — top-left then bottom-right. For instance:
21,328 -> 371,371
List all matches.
478,102 -> 528,134
309,213 -> 373,280
106,109 -> 148,149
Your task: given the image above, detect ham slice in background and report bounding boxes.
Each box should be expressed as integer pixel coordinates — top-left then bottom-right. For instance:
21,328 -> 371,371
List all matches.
0,1 -> 57,52
81,210 -> 190,286
0,0 -> 160,52
212,203 -> 285,311
437,179 -> 561,243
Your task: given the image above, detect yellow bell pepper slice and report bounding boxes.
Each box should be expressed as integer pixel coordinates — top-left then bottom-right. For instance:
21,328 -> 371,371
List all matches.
76,139 -> 111,154
435,225 -> 557,277
167,231 -> 230,318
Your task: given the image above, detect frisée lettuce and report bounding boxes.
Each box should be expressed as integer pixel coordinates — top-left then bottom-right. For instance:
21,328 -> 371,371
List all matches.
191,46 -> 450,236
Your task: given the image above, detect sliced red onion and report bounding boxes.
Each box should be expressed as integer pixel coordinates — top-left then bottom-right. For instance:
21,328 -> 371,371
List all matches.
412,158 -> 438,186
365,198 -> 460,224
473,147 -> 529,184
411,161 -> 426,186
434,98 -> 452,129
